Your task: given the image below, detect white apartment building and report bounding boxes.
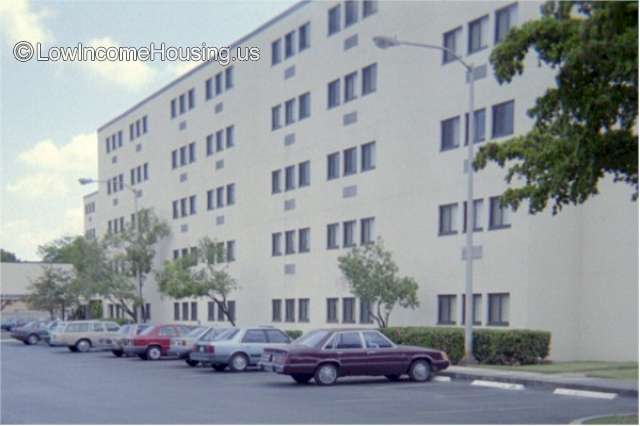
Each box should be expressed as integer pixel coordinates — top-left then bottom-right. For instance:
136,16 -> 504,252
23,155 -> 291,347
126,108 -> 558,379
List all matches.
84,1 -> 638,361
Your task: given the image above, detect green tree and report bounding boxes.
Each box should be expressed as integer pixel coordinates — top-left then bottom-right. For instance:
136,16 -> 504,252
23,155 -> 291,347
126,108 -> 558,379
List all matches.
337,239 -> 419,328
27,266 -> 76,319
156,237 -> 238,325
1,249 -> 20,262
474,1 -> 638,214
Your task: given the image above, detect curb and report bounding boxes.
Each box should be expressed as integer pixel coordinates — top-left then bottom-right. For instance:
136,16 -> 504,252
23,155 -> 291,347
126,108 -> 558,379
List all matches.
570,413 -> 638,424
438,371 -> 638,398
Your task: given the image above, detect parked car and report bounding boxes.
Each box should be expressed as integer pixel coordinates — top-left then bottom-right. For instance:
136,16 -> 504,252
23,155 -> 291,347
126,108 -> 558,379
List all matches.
49,320 -> 121,352
108,323 -> 151,357
37,320 -> 63,343
45,322 -> 67,346
124,324 -> 194,360
10,320 -> 49,345
2,318 -> 34,332
190,326 -> 291,372
259,328 -> 450,385
169,326 -> 226,367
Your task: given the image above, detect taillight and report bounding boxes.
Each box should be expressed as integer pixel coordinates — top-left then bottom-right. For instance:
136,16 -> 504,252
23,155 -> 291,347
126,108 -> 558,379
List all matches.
207,345 -> 215,353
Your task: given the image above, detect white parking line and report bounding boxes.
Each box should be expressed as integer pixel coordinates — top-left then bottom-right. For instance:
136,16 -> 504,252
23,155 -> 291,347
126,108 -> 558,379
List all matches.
553,388 -> 617,400
433,376 -> 452,383
471,380 -> 525,391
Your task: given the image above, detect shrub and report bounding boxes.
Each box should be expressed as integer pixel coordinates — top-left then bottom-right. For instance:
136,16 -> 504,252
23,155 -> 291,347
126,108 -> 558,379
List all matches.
285,330 -> 303,340
380,327 -> 550,365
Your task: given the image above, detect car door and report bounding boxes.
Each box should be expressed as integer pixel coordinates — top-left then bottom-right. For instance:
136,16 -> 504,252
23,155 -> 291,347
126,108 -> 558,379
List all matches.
333,331 -> 368,376
241,329 -> 269,365
90,322 -> 105,342
362,331 -> 405,375
158,326 -> 179,352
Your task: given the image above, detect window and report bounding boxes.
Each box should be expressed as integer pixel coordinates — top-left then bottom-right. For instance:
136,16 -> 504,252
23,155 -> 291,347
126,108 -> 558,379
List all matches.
182,302 -> 189,321
190,302 -> 198,321
284,99 -> 296,125
159,326 -> 178,337
492,100 -> 514,138
488,293 -> 509,325
361,63 -> 377,96
272,105 -> 281,130
336,331 -> 361,349
462,294 -> 482,325
298,161 -> 310,187
328,5 -> 341,35
342,297 -> 355,323
327,223 -> 339,249
188,142 -> 196,163
205,78 -> 212,100
243,329 -> 267,343
285,299 -> 295,322
443,27 -> 461,64
285,165 -> 296,191
326,298 -> 338,322
266,329 -> 290,343
489,196 -> 511,229
465,108 -> 486,144
464,199 -> 484,232
189,195 -> 196,215
343,220 -> 356,247
495,3 -> 517,43
172,151 -> 178,169
285,230 -> 296,255
207,190 -> 214,210
179,146 -> 187,166
215,73 -> 222,95
345,0 -> 358,27
327,152 -> 340,180
299,22 -> 310,51
217,302 -> 226,321
284,31 -> 295,59
363,0 -> 378,18
216,187 -> 224,208
225,66 -> 234,89
438,295 -> 457,325
364,331 -> 393,349
468,15 -> 489,54
172,201 -> 179,219
299,299 -> 310,322
360,300 -> 373,324
188,89 -> 195,109
360,217 -> 375,244
171,99 -> 177,118
226,241 -> 236,262
439,203 -> 458,235
226,183 -> 235,206
271,232 -> 282,256
227,301 -> 236,323
298,228 -> 310,253
272,299 -> 282,322
271,170 -> 282,194
298,92 -> 310,120
343,147 -> 357,176
226,125 -> 234,148
361,141 -> 376,171
328,79 -> 340,109
179,94 -> 186,114
344,72 -> 357,102
441,116 -> 460,151
208,302 -> 215,321
216,130 -> 224,151
271,39 -> 282,65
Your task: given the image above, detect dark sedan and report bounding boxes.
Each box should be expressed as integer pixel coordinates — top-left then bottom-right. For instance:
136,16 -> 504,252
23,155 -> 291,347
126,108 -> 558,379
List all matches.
10,321 -> 49,345
259,328 -> 450,385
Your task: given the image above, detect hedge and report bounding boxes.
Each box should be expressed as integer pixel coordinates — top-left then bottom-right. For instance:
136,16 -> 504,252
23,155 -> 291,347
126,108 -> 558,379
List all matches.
380,327 -> 550,365
285,330 -> 304,340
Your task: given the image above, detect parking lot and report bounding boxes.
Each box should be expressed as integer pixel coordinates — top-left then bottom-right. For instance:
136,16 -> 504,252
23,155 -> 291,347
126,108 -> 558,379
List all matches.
1,338 -> 637,424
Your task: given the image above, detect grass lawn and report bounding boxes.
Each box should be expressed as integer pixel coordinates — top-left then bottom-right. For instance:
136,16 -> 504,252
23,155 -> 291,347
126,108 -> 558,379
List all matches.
583,415 -> 638,424
475,361 -> 638,380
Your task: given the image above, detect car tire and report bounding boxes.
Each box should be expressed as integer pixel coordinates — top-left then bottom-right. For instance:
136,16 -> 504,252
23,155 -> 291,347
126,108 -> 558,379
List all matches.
314,363 -> 339,386
229,353 -> 249,372
112,350 -> 124,357
291,374 -> 313,384
146,346 -> 162,361
212,364 -> 227,372
408,359 -> 432,382
76,339 -> 91,353
185,359 -> 199,367
68,346 -> 78,352
385,374 -> 402,381
27,334 -> 39,345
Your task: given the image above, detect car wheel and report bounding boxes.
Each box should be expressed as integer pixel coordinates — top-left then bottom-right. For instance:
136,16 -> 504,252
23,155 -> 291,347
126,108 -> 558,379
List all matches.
76,339 -> 91,353
185,359 -> 199,367
314,363 -> 338,386
213,364 -> 227,372
68,346 -> 78,352
385,374 -> 402,381
291,374 -> 313,384
229,353 -> 249,372
112,350 -> 124,357
408,359 -> 432,382
27,334 -> 39,345
146,346 -> 162,361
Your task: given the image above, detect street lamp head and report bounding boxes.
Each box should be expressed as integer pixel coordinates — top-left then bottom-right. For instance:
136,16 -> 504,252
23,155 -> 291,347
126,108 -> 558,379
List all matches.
78,178 -> 95,185
373,35 -> 399,49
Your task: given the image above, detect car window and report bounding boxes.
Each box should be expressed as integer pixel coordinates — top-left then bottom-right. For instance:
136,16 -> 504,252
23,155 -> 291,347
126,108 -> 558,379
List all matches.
186,327 -> 207,338
177,326 -> 194,335
139,326 -> 156,336
363,331 -> 394,349
118,325 -> 131,334
92,323 -> 105,332
242,329 -> 267,343
335,332 -> 363,349
105,322 -> 120,332
266,330 -> 290,343
67,323 -> 89,333
297,330 -> 331,348
158,327 -> 178,337
136,325 -> 150,335
213,328 -> 238,341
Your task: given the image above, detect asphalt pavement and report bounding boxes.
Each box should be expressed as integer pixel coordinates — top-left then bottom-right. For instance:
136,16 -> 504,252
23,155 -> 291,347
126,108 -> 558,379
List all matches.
1,339 -> 637,424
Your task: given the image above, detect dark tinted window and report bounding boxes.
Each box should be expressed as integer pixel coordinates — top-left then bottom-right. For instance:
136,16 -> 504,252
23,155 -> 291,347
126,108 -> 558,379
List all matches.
335,332 -> 363,349
242,329 -> 267,343
266,330 -> 290,343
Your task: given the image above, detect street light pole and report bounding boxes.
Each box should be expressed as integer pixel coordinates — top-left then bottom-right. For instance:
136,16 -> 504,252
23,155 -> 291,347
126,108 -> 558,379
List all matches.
373,36 -> 477,363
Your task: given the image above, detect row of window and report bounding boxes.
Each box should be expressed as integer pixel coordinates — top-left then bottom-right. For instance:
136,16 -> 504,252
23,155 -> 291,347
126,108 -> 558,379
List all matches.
106,174 -> 124,195
107,216 -> 125,235
441,100 -> 514,151
439,196 -> 511,236
105,131 -> 123,154
327,297 -> 373,323
443,3 -> 517,63
170,88 -> 196,118
207,183 -> 236,210
271,228 -> 311,256
205,66 -> 234,100
172,241 -> 237,263
328,141 -> 375,180
85,229 -> 96,239
271,21 -> 310,65
272,298 -> 310,322
129,116 -> 148,141
271,161 -> 310,194
328,217 -> 375,249
328,63 -> 377,108
84,201 -> 95,215
271,92 -> 311,130
437,293 -> 510,326
328,0 -> 378,36
173,246 -> 197,260
206,125 -> 235,155
172,195 -> 197,219
130,163 -> 149,186
173,300 -> 237,322
171,142 -> 197,169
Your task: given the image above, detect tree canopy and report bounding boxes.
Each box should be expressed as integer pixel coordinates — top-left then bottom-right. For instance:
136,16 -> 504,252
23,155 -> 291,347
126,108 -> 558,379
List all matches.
1,249 -> 20,263
27,266 -> 76,319
474,1 -> 638,214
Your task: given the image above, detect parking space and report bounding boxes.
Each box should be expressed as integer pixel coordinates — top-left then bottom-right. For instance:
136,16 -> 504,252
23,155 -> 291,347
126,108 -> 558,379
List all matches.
1,340 -> 637,424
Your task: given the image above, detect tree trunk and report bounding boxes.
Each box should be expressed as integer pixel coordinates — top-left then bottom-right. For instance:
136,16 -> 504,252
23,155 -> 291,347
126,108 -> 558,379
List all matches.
213,298 -> 236,326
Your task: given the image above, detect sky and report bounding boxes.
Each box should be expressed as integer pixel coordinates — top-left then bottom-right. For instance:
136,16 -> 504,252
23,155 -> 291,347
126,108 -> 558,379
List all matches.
0,0 -> 298,261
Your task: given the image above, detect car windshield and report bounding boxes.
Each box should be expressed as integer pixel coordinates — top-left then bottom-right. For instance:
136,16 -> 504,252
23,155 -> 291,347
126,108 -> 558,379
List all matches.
294,330 -> 330,347
212,328 -> 238,341
186,327 -> 207,338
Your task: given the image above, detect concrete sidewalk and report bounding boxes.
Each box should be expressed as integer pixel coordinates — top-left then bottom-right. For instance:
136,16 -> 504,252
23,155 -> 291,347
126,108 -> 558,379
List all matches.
439,366 -> 638,398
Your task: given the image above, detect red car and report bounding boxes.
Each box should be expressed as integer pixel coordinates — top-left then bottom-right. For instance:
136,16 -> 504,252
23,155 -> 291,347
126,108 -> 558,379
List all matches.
259,328 -> 450,385
123,324 -> 194,360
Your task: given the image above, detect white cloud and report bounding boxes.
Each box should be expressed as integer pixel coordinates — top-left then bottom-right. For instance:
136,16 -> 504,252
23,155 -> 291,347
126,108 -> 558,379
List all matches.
17,133 -> 97,174
6,172 -> 70,199
0,0 -> 51,44
168,60 -> 202,78
0,219 -> 60,260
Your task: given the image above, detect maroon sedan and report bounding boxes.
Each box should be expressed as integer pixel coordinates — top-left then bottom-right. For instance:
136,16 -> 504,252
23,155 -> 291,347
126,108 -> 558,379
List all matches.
124,324 -> 194,360
259,328 -> 450,385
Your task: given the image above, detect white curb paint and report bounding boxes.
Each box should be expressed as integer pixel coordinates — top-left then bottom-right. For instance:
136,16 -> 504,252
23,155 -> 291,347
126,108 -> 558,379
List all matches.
553,388 -> 617,400
471,380 -> 525,391
433,376 -> 451,382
